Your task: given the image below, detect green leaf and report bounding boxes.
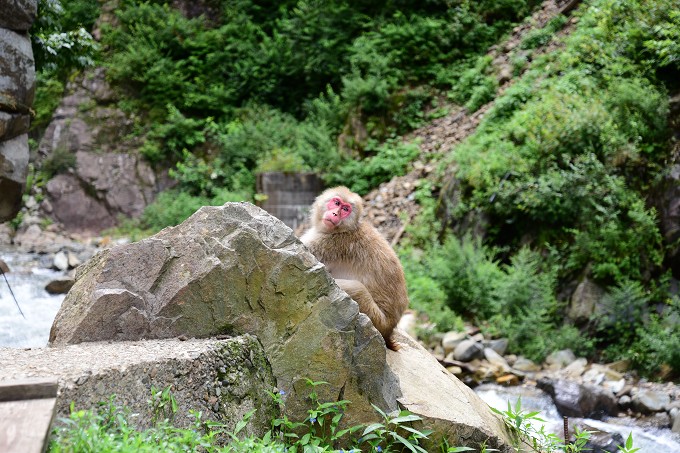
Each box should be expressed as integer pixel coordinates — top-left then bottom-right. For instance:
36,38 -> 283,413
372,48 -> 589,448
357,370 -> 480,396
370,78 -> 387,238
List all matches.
362,423 -> 385,436
389,414 -> 422,424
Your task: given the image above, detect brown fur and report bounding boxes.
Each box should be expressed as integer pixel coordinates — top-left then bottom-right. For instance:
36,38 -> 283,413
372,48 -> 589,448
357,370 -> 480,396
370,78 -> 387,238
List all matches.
300,186 -> 409,350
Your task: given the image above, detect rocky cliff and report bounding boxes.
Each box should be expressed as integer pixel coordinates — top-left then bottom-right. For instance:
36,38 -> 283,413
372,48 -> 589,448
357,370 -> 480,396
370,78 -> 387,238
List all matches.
0,0 -> 36,222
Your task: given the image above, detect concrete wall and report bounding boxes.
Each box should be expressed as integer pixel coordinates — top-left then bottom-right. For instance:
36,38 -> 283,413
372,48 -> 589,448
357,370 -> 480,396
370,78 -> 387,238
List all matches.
0,0 -> 36,222
256,172 -> 324,230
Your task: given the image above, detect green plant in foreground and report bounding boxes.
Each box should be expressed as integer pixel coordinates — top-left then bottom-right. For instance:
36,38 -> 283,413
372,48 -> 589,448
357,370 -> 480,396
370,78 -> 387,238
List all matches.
357,403 -> 433,453
149,385 -> 178,425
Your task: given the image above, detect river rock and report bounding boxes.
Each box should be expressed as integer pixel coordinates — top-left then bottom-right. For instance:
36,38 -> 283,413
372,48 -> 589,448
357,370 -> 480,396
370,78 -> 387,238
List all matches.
512,356 -> 542,372
673,410 -> 680,434
0,258 -> 9,273
545,349 -> 576,370
484,347 -> 511,372
580,424 -> 624,453
52,251 -> 69,271
568,278 -> 605,323
45,277 -> 75,294
537,377 -> 618,419
0,0 -> 37,31
38,68 -> 164,234
632,389 -> 670,414
387,330 -> 514,451
442,331 -> 466,353
561,357 -> 587,378
485,338 -> 508,356
0,134 -> 29,222
0,223 -> 12,244
636,411 -> 671,429
453,339 -> 484,362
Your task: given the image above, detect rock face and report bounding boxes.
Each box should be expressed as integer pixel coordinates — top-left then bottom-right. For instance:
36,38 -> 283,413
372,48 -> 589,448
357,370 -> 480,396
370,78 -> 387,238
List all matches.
37,68 -> 165,233
0,0 -> 36,222
0,336 -> 278,434
48,202 -> 515,450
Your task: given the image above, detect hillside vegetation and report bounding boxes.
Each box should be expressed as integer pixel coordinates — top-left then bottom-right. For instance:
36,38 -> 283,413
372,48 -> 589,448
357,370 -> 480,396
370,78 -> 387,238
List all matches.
32,0 -> 680,377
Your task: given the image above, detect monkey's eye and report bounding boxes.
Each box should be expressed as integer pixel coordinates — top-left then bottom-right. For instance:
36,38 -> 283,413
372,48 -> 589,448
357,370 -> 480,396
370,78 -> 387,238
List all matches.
334,199 -> 341,206
342,206 -> 350,212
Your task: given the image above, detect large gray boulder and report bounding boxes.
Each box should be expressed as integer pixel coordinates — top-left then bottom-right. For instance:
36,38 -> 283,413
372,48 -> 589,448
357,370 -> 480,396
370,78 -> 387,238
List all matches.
0,0 -> 37,31
0,336 -> 278,434
0,134 -> 29,221
388,330 -> 515,450
0,1 -> 35,222
49,202 -> 516,450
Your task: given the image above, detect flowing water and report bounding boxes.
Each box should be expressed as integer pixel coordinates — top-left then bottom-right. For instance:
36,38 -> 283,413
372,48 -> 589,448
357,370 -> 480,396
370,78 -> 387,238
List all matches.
0,248 -> 66,348
476,383 -> 680,452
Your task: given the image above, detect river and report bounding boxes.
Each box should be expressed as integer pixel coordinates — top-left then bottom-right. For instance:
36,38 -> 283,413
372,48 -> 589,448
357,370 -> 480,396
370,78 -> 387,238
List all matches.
0,248 -> 66,348
2,248 -> 680,451
476,384 -> 680,452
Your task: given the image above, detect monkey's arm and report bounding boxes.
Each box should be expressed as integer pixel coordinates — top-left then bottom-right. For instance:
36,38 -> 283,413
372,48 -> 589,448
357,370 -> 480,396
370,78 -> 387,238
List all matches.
335,278 -> 391,338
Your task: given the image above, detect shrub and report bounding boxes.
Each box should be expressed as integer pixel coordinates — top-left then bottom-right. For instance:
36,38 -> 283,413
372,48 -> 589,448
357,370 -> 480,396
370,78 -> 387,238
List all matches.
326,139 -> 420,195
421,234 -> 503,320
131,189 -> 250,234
519,15 -> 568,50
448,56 -> 497,112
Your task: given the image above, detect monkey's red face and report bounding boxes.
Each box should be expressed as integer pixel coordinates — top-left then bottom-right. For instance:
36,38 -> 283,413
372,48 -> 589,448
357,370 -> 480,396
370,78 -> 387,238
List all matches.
323,197 -> 353,230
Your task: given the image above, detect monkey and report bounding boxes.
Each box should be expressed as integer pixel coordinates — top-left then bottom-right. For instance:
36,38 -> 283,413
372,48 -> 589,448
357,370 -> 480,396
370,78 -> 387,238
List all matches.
300,186 -> 409,350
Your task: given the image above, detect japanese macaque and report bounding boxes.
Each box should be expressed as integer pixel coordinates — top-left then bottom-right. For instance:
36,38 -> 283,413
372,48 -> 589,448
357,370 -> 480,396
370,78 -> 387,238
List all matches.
300,186 -> 409,350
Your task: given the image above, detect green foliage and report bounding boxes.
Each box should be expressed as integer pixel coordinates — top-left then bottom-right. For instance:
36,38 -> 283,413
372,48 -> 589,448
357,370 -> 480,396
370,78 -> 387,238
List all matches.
326,139 -> 420,195
440,0 -> 674,334
490,398 -> 619,453
357,404 -> 432,453
50,382 -> 441,452
41,147 -> 76,177
423,235 -> 502,319
32,72 -> 65,133
31,0 -> 99,76
448,56 -> 498,112
644,9 -> 680,67
112,188 -> 250,239
149,385 -> 179,425
49,397 -> 225,453
520,15 -> 568,50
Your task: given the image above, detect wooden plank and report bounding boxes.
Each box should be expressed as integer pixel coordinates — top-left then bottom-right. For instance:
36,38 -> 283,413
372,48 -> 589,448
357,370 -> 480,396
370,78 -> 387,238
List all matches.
0,379 -> 58,402
0,398 -> 57,453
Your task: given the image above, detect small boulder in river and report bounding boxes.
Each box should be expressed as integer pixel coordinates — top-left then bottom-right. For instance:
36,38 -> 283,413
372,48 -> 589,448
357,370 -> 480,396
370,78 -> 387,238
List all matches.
633,389 -> 670,414
453,339 -> 484,362
45,277 -> 75,294
537,377 -> 618,419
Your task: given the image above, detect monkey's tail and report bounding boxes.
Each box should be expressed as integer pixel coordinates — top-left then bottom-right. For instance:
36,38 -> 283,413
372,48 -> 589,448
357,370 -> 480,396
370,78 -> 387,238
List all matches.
386,336 -> 400,351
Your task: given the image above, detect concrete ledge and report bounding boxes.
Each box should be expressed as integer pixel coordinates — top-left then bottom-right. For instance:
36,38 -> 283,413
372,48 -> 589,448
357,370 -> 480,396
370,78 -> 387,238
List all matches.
0,336 -> 278,434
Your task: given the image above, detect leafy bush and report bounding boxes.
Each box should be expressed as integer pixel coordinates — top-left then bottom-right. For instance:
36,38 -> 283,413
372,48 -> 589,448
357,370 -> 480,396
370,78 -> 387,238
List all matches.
325,140 -> 420,195
448,56 -> 497,112
631,297 -> 680,376
112,189 -> 250,238
520,15 -> 568,50
50,382 -> 438,453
